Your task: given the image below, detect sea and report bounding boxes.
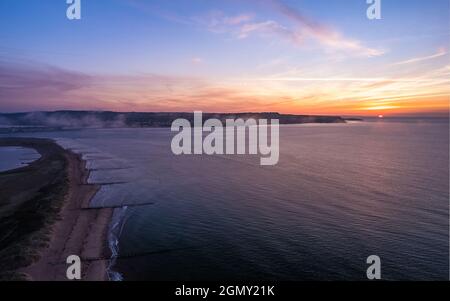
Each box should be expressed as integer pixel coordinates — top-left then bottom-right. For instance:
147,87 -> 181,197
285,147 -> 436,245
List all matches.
0,146 -> 40,172
1,118 -> 448,280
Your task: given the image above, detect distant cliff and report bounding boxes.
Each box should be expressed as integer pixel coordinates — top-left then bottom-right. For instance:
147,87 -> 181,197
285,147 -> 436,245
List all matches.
0,111 -> 346,129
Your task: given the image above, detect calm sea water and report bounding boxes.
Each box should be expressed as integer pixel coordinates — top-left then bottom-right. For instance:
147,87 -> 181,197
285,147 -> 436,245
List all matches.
1,118 -> 448,280
0,146 -> 40,172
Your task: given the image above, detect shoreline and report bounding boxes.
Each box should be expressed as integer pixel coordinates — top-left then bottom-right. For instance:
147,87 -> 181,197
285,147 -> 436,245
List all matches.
0,138 -> 113,281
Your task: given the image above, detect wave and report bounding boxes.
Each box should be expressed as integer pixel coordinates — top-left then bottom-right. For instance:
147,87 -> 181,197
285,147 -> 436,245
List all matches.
107,206 -> 128,281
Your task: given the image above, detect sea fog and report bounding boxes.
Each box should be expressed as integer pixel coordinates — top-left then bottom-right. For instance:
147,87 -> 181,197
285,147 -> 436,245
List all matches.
0,118 -> 448,280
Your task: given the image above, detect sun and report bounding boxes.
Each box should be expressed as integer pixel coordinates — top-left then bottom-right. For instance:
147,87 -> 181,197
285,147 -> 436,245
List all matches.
378,115 -> 384,118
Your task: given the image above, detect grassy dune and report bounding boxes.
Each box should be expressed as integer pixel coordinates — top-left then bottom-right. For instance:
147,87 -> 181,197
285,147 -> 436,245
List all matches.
0,138 -> 69,280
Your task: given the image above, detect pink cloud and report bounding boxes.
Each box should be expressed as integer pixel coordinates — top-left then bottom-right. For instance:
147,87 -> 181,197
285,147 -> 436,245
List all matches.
237,20 -> 304,45
270,0 -> 385,57
197,1 -> 384,58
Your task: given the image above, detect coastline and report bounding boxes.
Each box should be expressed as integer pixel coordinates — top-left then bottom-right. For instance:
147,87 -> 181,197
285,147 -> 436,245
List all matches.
0,138 -> 113,281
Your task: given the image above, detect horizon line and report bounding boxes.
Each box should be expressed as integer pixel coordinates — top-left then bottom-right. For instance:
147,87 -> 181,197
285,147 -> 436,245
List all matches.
0,109 -> 448,118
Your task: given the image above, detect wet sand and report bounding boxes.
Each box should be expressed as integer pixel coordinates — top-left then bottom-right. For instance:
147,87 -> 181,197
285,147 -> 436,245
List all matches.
0,138 -> 112,281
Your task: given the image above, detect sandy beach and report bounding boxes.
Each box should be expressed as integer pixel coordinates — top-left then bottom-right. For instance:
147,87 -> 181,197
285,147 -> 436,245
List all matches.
0,138 -> 112,281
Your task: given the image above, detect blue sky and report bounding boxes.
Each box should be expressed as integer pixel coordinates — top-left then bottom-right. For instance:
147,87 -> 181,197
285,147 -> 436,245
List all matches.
0,0 -> 449,115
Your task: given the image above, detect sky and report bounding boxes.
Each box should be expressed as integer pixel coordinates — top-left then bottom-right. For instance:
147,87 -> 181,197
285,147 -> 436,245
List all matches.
0,0 -> 449,116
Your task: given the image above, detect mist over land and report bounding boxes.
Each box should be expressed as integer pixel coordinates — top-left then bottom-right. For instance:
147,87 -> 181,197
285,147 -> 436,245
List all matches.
0,111 -> 348,130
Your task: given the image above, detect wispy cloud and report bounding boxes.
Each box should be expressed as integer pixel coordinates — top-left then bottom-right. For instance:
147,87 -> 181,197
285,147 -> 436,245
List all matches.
195,1 -> 385,57
191,57 -> 204,64
237,20 -> 304,44
193,11 -> 254,34
223,14 -> 254,25
270,0 -> 385,57
124,0 -> 384,58
123,0 -> 192,25
392,48 -> 448,66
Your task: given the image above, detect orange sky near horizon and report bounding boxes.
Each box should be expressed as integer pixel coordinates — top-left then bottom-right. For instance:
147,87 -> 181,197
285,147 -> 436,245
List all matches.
58,72 -> 448,117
